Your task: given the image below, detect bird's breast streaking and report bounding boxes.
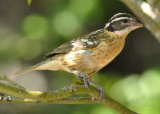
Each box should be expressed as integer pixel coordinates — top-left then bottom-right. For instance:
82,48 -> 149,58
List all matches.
14,13 -> 143,100
61,32 -> 125,76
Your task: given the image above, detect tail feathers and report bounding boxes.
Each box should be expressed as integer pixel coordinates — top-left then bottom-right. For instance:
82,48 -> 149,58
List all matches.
13,65 -> 38,76
13,61 -> 48,76
13,59 -> 61,76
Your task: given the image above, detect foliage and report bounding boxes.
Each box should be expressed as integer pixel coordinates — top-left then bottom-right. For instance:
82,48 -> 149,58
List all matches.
27,0 -> 32,6
0,0 -> 160,114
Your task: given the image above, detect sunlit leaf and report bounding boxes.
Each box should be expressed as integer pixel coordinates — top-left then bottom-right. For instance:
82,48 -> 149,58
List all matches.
27,0 -> 32,6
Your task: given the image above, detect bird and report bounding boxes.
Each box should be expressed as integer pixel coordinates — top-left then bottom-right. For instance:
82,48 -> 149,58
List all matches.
14,13 -> 143,100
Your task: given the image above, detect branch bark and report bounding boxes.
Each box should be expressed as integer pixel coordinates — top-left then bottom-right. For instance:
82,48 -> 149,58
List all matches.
120,0 -> 160,41
0,76 -> 136,114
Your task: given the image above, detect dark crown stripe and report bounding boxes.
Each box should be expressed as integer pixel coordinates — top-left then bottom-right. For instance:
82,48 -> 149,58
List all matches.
111,19 -> 128,24
109,13 -> 132,22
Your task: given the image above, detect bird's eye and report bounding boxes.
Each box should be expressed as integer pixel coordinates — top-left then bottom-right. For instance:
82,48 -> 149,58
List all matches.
123,19 -> 128,23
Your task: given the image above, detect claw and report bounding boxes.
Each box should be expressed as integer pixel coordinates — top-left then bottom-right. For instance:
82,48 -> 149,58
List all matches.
88,81 -> 105,101
70,69 -> 105,101
81,75 -> 89,90
99,89 -> 105,100
71,70 -> 89,90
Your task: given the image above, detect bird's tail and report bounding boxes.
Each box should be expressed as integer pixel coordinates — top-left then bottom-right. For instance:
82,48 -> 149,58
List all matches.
13,67 -> 37,75
13,61 -> 49,75
13,58 -> 62,76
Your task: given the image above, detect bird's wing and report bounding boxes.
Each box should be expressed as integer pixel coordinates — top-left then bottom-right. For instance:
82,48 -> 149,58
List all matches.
45,41 -> 73,58
45,29 -> 105,58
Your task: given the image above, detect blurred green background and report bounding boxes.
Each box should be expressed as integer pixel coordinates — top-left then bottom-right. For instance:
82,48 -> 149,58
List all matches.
0,0 -> 160,114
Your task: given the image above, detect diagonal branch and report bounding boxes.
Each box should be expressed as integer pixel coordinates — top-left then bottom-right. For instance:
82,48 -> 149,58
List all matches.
0,76 -> 136,114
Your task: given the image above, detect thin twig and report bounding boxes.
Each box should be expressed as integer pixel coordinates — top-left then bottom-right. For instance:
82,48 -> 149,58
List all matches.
0,75 -> 25,89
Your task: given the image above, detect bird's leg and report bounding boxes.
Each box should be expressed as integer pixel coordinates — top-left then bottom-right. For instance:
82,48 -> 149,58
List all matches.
88,80 -> 105,100
70,70 -> 105,100
71,70 -> 89,90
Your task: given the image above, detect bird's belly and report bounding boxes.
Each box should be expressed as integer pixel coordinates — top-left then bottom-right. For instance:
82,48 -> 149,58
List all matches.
62,41 -> 124,76
86,44 -> 124,75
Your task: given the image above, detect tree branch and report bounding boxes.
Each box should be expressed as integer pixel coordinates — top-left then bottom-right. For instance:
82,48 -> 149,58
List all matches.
1,97 -> 95,104
0,75 -> 136,114
120,0 -> 160,41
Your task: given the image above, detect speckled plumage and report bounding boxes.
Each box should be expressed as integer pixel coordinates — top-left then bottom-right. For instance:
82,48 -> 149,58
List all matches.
15,13 -> 142,78
14,13 -> 142,100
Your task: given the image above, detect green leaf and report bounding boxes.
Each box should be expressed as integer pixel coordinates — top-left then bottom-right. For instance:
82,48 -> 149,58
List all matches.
27,0 -> 32,6
22,14 -> 48,40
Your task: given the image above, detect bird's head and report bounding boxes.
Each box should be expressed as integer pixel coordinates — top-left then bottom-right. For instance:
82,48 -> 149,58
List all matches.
105,13 -> 143,36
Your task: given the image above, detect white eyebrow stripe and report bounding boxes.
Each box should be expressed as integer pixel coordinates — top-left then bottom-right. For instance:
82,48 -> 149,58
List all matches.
105,23 -> 110,28
111,17 -> 130,23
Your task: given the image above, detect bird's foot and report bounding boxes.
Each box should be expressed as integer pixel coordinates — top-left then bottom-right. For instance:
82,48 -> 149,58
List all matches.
71,70 -> 105,101
71,70 -> 89,90
89,81 -> 105,102
79,73 -> 89,90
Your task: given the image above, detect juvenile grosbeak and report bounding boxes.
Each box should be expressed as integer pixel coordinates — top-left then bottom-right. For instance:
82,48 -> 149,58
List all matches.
15,13 -> 143,100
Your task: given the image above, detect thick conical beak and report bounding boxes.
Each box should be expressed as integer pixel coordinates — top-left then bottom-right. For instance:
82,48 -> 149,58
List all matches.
135,22 -> 143,28
131,21 -> 143,29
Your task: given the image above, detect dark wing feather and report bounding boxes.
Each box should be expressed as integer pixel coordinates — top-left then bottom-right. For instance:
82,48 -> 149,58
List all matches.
45,29 -> 107,58
75,29 -> 105,49
45,41 -> 73,58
